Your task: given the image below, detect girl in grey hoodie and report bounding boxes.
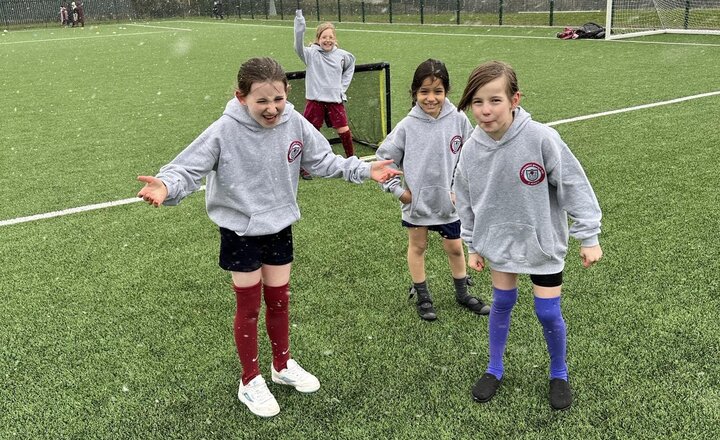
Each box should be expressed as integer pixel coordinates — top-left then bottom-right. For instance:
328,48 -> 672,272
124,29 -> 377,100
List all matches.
294,9 -> 356,160
136,57 -> 400,418
453,61 -> 603,410
376,59 -> 490,321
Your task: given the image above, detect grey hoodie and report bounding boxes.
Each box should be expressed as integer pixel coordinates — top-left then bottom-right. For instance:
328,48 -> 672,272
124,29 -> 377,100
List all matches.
376,99 -> 473,225
156,98 -> 371,236
294,13 -> 355,103
453,106 -> 602,274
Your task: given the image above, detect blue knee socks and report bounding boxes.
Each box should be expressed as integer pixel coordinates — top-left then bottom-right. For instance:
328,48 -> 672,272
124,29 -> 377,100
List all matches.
486,287 -> 518,379
534,296 -> 568,380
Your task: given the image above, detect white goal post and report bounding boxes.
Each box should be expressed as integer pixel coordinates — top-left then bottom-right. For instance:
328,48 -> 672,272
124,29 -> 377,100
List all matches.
605,0 -> 720,39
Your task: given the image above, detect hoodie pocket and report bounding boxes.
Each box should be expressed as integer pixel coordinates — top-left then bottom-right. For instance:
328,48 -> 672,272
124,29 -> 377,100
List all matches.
238,204 -> 300,236
410,186 -> 456,218
480,223 -> 552,266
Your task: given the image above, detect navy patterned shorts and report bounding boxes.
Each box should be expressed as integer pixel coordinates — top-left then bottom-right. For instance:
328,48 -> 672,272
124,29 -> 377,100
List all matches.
219,226 -> 294,272
401,219 -> 461,240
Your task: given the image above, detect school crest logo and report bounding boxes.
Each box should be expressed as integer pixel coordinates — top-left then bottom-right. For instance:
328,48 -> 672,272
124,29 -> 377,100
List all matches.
287,140 -> 303,163
449,135 -> 463,154
519,162 -> 545,186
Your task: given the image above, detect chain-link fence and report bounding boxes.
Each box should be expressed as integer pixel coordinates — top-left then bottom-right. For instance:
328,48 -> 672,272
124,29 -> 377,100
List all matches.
1,0 -> 606,28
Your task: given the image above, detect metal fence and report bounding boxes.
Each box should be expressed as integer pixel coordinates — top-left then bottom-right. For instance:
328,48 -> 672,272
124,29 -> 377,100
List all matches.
1,0 -> 136,26
228,1 -> 605,23
1,0 -> 606,28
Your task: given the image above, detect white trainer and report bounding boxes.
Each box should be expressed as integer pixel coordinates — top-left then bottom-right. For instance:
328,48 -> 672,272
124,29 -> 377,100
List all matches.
271,359 -> 320,393
237,375 -> 280,417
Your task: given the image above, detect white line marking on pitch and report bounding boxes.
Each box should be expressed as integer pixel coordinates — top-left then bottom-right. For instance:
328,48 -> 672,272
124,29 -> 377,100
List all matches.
126,23 -> 193,31
545,91 -> 720,126
0,30 -> 188,45
165,20 -> 720,46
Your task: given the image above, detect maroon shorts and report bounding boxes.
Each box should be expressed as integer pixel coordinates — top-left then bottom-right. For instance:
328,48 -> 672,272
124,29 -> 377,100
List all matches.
303,100 -> 348,129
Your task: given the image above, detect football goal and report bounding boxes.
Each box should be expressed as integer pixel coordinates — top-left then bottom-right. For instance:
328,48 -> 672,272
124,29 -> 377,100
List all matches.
286,62 -> 392,149
605,0 -> 720,39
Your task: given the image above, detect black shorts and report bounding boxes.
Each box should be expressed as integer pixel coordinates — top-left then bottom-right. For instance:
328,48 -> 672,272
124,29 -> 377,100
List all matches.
401,219 -> 461,240
219,226 -> 294,272
530,271 -> 563,288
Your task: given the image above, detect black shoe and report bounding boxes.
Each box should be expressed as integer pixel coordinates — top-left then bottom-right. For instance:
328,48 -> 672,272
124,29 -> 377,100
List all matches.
300,169 -> 313,180
408,286 -> 436,321
549,378 -> 572,410
471,373 -> 502,403
456,293 -> 491,315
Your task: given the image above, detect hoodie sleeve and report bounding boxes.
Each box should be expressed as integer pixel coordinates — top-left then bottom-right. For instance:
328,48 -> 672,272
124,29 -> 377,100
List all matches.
546,137 -> 602,247
155,125 -> 220,206
453,151 -> 476,251
375,125 -> 406,199
340,52 -> 355,100
293,12 -> 308,64
299,119 -> 370,182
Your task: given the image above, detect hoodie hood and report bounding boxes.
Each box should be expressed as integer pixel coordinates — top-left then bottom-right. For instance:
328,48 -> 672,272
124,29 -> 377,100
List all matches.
408,98 -> 459,122
311,43 -> 337,54
470,106 -> 532,148
221,97 -> 296,132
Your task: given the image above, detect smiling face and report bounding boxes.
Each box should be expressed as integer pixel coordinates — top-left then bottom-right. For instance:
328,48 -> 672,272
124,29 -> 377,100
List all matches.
470,76 -> 521,141
414,76 -> 446,119
317,27 -> 337,52
236,80 -> 287,128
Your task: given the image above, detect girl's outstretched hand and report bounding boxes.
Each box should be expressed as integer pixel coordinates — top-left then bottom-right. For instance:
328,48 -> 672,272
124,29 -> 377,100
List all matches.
468,253 -> 485,272
370,159 -> 402,183
137,176 -> 168,207
580,244 -> 603,268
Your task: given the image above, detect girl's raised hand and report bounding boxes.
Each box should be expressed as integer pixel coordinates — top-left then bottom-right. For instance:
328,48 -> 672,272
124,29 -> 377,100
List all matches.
137,176 -> 168,207
370,159 -> 402,183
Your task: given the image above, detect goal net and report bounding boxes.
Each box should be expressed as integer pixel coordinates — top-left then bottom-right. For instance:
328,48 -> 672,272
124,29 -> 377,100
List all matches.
606,0 -> 720,39
286,62 -> 392,150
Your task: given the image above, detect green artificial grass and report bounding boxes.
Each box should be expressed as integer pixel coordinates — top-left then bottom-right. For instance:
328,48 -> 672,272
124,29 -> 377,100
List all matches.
1,20 -> 719,439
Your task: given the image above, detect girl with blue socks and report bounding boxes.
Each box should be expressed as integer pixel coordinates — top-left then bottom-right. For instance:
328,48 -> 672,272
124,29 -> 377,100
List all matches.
453,61 -> 603,410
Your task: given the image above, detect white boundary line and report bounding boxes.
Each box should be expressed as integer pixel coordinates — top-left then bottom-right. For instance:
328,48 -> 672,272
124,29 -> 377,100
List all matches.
165,19 -> 720,47
0,186 -> 205,227
4,20 -> 718,47
546,90 -> 720,126
1,92 -> 717,228
126,23 -> 193,31
168,19 -> 557,41
0,29 -> 190,45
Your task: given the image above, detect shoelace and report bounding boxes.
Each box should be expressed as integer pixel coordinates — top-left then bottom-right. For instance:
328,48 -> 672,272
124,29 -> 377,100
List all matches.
282,363 -> 307,381
248,381 -> 274,403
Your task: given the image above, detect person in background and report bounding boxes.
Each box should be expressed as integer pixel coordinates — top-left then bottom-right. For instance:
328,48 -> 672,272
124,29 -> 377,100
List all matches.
74,1 -> 85,27
293,9 -> 356,180
212,0 -> 224,19
60,3 -> 69,27
453,60 -> 603,410
136,57 -> 401,418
